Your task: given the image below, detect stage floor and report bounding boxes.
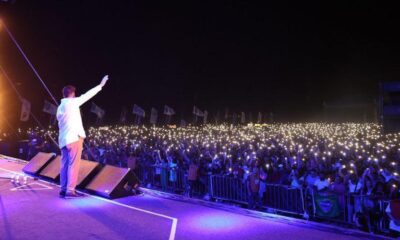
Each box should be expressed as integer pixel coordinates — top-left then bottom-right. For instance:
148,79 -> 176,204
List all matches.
0,157 -> 386,240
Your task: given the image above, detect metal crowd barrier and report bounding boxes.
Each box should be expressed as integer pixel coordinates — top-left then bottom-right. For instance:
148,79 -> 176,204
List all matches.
136,164 -> 209,197
210,175 -> 248,204
265,184 -> 306,216
135,164 -> 186,193
209,177 -> 307,216
134,165 -> 393,235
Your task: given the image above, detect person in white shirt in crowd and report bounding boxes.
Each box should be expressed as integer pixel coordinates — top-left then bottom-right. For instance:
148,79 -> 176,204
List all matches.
57,75 -> 109,198
303,169 -> 319,187
289,169 -> 301,188
381,168 -> 394,183
314,172 -> 330,191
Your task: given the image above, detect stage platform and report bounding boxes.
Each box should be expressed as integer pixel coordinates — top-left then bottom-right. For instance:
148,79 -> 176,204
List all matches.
0,156 -> 387,240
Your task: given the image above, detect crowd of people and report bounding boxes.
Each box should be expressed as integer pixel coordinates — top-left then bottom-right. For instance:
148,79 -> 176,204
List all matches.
7,123 -> 400,235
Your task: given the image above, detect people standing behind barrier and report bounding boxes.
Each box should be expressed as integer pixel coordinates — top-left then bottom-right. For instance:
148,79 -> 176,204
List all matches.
160,158 -> 168,191
289,169 -> 302,188
153,150 -> 163,188
303,169 -> 319,188
127,152 -> 137,171
386,199 -> 400,238
347,173 -> 363,223
357,174 -> 380,233
269,164 -> 287,184
168,155 -> 178,191
187,160 -> 199,197
259,166 -> 268,204
247,167 -> 260,209
330,175 -> 346,209
348,174 -> 363,194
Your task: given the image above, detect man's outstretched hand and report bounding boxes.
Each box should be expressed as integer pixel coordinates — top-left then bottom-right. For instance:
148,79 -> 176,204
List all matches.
100,75 -> 109,87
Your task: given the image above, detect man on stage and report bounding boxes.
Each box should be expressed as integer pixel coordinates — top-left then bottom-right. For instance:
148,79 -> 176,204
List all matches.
57,75 -> 109,198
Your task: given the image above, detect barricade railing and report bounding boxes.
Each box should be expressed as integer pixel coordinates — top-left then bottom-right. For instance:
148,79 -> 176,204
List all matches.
135,164 -> 207,196
136,164 -> 186,193
135,165 -> 393,235
210,175 -> 248,204
265,184 -> 306,216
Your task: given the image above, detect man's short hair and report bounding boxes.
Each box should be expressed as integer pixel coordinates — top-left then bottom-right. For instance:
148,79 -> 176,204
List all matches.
62,85 -> 76,98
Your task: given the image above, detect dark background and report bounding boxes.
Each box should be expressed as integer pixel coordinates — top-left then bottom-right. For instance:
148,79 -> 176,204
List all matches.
0,1 -> 399,127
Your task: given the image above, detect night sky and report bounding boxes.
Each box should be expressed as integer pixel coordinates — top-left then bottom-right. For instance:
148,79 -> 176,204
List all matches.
0,1 -> 399,125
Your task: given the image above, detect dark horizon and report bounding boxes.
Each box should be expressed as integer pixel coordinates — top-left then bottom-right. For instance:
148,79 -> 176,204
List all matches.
0,1 -> 399,126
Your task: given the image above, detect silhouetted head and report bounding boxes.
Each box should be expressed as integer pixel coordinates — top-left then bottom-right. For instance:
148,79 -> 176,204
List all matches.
62,85 -> 76,98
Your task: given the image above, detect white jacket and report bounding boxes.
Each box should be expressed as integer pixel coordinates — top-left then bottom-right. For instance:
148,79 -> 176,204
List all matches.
57,85 -> 102,148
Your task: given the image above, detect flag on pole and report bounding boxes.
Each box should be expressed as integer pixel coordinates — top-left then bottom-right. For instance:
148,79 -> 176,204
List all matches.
224,108 -> 229,120
215,111 -> 220,124
42,100 -> 57,115
203,111 -> 208,124
193,106 -> 204,117
150,108 -> 158,124
91,102 -> 105,119
132,104 -> 145,117
20,98 -> 31,122
180,119 -> 187,127
119,107 -> 127,123
257,112 -> 262,123
163,105 -> 175,116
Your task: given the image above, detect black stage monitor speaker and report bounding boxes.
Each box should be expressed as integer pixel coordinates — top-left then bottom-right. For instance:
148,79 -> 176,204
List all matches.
39,155 -> 61,180
23,152 -> 56,175
85,165 -> 139,199
39,157 -> 102,188
77,160 -> 103,188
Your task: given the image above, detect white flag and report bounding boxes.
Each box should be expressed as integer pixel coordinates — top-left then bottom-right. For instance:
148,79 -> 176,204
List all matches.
203,111 -> 208,124
257,112 -> 262,123
164,105 -> 175,116
91,102 -> 105,119
241,112 -> 246,124
132,104 -> 145,117
42,100 -> 57,115
180,119 -> 187,127
193,106 -> 204,117
150,108 -> 158,124
119,107 -> 127,123
20,98 -> 31,122
224,108 -> 229,120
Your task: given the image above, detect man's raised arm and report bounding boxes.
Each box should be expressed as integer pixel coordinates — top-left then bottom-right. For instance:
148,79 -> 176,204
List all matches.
75,75 -> 109,106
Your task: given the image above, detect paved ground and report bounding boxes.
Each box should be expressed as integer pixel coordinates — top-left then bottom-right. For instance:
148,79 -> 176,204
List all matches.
0,157 -> 387,240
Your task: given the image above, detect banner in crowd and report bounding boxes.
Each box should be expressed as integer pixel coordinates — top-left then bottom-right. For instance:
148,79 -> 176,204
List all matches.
164,105 -> 175,116
150,108 -> 158,124
314,193 -> 340,218
20,98 -> 31,122
193,106 -> 204,117
42,100 -> 57,115
132,104 -> 145,117
91,102 -> 105,119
